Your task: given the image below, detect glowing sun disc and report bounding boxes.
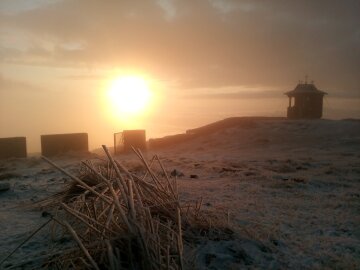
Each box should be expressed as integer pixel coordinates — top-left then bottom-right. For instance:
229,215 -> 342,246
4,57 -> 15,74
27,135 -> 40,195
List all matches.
108,76 -> 151,115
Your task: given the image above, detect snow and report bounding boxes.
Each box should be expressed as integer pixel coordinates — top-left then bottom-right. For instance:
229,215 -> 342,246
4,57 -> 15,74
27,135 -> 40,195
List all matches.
0,118 -> 359,269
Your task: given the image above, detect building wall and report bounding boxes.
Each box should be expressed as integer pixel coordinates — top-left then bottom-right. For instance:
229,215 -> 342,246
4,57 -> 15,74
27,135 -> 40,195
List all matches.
119,130 -> 146,153
0,137 -> 27,159
41,133 -> 88,157
289,94 -> 324,119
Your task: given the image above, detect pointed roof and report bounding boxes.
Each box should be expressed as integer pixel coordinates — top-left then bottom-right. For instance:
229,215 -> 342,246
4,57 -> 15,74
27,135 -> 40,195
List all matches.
285,83 -> 327,97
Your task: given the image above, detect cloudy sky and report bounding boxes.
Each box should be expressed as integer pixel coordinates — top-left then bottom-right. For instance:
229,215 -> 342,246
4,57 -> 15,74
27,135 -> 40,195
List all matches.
1,0 -> 359,152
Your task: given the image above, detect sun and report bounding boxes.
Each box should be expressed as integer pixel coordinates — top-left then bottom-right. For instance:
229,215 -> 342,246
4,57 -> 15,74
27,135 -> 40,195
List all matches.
107,76 -> 151,115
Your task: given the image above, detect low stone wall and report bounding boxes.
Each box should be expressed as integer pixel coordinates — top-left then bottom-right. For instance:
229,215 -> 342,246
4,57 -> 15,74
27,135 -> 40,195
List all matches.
186,117 -> 258,135
41,133 -> 88,157
148,133 -> 195,149
0,137 -> 27,159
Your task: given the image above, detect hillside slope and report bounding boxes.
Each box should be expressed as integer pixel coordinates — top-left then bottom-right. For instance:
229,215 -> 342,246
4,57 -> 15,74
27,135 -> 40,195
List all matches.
0,118 -> 359,269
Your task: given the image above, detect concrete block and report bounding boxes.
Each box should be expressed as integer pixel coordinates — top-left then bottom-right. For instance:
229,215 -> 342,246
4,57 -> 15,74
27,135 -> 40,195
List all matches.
41,133 -> 88,157
0,137 -> 27,159
114,130 -> 146,154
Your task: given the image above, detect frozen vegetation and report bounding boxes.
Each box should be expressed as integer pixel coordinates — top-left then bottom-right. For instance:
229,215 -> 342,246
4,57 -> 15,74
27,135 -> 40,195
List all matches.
0,118 -> 359,269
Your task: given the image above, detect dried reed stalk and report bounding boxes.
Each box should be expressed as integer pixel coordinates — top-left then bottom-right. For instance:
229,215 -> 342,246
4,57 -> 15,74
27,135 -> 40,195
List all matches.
62,220 -> 100,270
39,146 -> 186,270
6,145 -> 232,270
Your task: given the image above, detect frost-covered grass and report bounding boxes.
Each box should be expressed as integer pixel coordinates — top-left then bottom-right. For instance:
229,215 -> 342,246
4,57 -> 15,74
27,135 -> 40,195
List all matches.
0,119 -> 359,269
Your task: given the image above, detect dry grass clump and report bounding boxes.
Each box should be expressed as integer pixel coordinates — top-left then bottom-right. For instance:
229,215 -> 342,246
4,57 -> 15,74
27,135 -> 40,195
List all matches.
37,146 -> 212,270
0,145 -> 233,269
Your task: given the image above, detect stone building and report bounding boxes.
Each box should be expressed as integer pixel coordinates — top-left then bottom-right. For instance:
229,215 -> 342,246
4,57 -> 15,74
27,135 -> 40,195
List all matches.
285,81 -> 327,119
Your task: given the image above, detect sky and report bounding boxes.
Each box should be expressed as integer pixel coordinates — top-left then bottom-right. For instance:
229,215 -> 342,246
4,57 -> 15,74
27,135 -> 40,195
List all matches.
1,0 -> 359,152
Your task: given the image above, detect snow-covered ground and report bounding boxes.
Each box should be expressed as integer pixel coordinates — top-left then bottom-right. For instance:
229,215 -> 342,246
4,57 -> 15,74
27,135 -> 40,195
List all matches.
0,118 -> 359,269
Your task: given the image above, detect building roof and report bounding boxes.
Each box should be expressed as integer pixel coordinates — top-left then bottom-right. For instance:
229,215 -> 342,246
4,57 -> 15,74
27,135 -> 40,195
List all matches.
285,83 -> 327,96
